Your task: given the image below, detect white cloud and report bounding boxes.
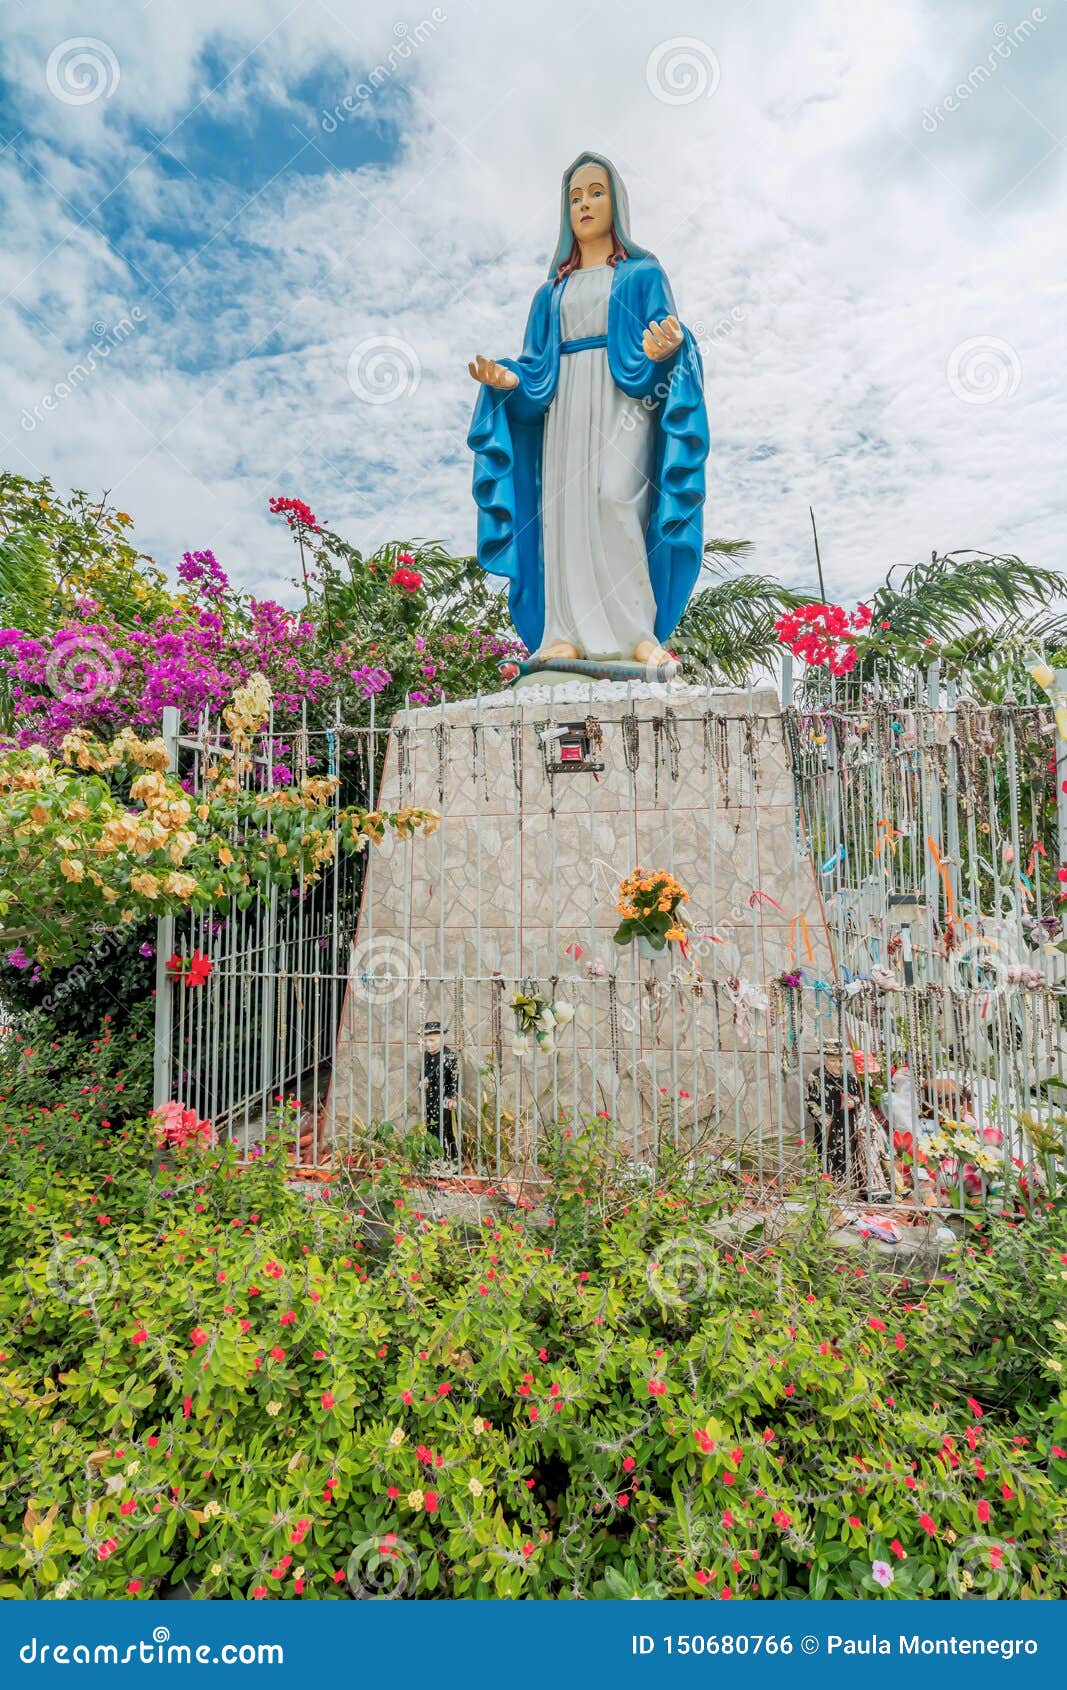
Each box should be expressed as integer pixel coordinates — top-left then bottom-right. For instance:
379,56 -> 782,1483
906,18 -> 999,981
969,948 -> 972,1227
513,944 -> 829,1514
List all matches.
1,0 -> 1063,608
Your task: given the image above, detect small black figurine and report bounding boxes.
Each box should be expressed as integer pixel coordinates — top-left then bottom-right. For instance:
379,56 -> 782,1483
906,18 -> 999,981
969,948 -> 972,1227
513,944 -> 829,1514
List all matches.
421,1020 -> 458,1161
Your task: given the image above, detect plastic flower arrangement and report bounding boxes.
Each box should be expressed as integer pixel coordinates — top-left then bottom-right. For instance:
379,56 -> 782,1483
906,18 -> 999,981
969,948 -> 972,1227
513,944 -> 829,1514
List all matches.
775,602 -> 873,677
613,868 -> 690,952
509,987 -> 574,1057
925,1116 -> 1007,1207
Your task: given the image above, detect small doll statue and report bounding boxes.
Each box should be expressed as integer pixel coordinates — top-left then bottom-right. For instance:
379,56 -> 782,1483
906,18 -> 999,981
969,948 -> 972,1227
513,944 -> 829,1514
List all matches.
467,151 -> 709,668
421,1020 -> 458,1161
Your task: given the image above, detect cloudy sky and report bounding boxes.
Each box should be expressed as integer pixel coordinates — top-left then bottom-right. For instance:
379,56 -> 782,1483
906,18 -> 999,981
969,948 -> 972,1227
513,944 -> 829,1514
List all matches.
0,0 -> 1063,608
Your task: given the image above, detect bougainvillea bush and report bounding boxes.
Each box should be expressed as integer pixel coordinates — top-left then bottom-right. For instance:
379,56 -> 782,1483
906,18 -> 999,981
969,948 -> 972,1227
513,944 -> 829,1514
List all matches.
0,679 -> 437,967
0,1115 -> 1064,1601
1,477 -> 522,756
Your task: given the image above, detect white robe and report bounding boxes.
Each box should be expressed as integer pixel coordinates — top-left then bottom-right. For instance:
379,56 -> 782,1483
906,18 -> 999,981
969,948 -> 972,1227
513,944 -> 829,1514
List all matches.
539,265 -> 658,658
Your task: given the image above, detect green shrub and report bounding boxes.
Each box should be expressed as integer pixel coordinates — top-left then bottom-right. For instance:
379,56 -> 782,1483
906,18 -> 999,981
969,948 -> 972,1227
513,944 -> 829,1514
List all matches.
0,1116 -> 1064,1600
0,997 -> 154,1139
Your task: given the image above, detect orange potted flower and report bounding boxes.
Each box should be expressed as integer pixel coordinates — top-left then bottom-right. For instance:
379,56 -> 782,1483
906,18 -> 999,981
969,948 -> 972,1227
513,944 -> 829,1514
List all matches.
613,868 -> 690,958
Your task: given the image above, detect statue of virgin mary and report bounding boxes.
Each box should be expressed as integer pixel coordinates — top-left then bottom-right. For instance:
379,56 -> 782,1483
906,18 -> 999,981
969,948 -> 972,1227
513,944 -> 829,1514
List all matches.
467,152 -> 709,668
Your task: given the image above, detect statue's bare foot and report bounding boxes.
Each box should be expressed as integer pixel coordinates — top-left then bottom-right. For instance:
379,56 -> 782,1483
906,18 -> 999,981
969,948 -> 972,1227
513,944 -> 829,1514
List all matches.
535,640 -> 582,662
634,639 -> 679,671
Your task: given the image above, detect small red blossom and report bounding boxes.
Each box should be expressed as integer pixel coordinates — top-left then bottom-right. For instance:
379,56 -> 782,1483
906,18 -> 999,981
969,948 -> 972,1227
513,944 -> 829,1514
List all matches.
390,566 -> 423,593
269,495 -> 320,531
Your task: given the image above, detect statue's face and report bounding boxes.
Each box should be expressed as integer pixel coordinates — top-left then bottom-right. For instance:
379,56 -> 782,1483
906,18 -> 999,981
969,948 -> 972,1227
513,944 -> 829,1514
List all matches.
568,164 -> 613,245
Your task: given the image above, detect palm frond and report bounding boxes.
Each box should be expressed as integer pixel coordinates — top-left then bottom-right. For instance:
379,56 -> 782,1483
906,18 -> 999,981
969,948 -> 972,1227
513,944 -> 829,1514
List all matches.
0,529 -> 53,635
872,551 -> 1065,642
674,550 -> 799,685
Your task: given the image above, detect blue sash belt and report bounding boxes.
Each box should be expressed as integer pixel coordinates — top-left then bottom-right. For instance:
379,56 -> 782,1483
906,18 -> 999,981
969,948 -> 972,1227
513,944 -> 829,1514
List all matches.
559,334 -> 608,354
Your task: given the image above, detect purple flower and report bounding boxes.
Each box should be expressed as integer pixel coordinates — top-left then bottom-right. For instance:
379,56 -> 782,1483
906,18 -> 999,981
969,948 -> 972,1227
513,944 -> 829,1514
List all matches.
138,942 -> 155,958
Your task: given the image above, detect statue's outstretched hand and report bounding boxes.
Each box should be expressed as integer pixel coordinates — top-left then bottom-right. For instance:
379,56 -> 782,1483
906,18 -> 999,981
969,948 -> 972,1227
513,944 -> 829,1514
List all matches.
643,316 -> 683,362
468,355 -> 519,390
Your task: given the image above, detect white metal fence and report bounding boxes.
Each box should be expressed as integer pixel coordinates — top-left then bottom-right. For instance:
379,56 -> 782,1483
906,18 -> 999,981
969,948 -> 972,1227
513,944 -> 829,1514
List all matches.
156,680 -> 1067,1211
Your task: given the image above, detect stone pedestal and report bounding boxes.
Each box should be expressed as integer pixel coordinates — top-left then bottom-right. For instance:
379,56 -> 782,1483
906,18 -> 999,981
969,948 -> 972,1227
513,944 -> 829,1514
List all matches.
327,684 -> 833,1174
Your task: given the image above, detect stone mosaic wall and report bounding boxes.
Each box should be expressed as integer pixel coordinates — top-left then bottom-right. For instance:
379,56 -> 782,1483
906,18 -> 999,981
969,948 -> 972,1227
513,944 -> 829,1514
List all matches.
327,686 -> 833,1170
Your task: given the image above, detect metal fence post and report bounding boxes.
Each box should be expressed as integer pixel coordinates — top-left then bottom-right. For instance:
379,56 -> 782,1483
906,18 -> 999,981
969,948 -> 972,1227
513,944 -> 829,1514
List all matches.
780,649 -> 794,711
1056,672 -> 1067,939
152,706 -> 181,1111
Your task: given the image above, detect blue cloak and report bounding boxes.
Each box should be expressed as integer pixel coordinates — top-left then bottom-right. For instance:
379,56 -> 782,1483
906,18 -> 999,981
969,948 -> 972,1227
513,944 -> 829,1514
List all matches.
467,254 -> 709,654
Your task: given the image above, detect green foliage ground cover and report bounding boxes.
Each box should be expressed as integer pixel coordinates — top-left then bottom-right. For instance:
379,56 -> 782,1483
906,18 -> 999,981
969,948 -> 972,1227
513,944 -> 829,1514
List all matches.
0,1106 -> 1064,1601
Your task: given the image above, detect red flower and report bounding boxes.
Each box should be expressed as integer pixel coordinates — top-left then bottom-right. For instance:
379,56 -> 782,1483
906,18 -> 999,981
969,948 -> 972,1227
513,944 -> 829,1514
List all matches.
321,1390 -> 335,1410
648,1379 -> 667,1397
622,1456 -> 636,1472
182,1395 -> 192,1419
773,1510 -> 792,1528
389,566 -> 423,593
1001,1484 -> 1015,1500
617,1493 -> 630,1507
189,1326 -> 208,1349
977,1499 -> 991,1524
889,1539 -> 906,1560
184,950 -> 212,989
694,1430 -> 715,1453
847,1515 -> 861,1529
967,1396 -> 984,1419
269,496 -> 320,532
131,1326 -> 147,1345
522,1542 -> 534,1558
868,1317 -> 886,1333
424,1491 -> 438,1514
918,1512 -> 937,1535
127,1580 -> 142,1594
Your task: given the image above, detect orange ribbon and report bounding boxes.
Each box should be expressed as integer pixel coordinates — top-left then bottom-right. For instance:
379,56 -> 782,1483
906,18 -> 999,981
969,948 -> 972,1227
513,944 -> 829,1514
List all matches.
789,913 -> 815,963
874,819 -> 904,858
926,835 -> 955,920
